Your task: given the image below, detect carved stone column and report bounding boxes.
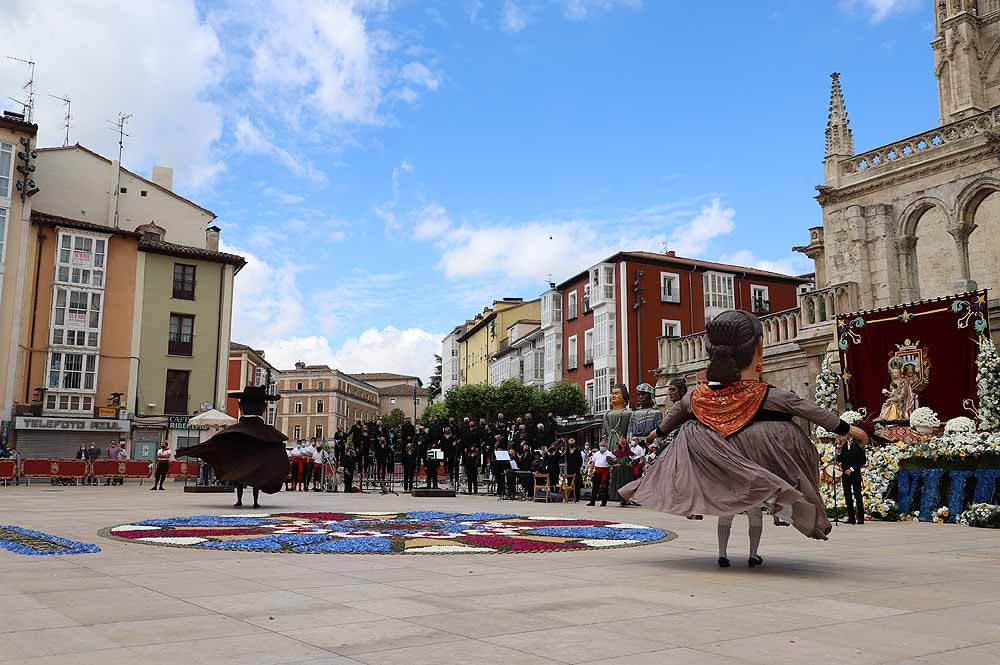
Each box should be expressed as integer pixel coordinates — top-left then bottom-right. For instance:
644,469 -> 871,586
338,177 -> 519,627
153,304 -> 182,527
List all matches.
847,205 -> 873,309
897,235 -> 919,303
948,220 -> 979,294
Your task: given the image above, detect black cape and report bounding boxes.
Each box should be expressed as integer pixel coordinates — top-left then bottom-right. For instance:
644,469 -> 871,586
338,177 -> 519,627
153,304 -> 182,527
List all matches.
177,417 -> 289,494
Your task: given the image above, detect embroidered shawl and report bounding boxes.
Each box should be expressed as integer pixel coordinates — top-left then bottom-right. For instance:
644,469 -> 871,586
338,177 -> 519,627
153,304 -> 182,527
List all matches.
690,380 -> 770,438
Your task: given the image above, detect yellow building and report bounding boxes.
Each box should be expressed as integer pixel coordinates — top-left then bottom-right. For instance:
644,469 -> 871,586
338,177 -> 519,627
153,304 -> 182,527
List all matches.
457,298 -> 541,386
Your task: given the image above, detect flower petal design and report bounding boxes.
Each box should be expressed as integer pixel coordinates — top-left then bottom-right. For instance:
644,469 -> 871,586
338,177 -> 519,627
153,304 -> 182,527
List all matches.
104,512 -> 672,554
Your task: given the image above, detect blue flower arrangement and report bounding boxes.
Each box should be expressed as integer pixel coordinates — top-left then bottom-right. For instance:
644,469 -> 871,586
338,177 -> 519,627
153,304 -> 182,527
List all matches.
0,525 -> 101,556
527,526 -> 667,542
136,515 -> 274,527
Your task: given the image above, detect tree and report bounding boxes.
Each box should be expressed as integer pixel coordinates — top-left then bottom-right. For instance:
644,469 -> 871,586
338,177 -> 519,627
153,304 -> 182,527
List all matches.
539,381 -> 589,417
420,401 -> 449,427
382,408 -> 409,432
428,354 -> 442,401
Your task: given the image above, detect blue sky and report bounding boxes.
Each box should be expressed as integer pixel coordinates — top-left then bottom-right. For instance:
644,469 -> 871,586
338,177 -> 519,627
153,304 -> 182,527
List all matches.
5,0 -> 940,380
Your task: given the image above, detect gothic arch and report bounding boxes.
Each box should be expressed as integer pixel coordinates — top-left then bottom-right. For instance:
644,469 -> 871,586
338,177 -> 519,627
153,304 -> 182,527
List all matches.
897,196 -> 950,238
956,177 -> 1000,224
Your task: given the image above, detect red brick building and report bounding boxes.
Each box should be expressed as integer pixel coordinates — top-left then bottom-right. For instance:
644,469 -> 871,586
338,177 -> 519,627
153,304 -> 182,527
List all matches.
551,251 -> 808,412
226,342 -> 279,424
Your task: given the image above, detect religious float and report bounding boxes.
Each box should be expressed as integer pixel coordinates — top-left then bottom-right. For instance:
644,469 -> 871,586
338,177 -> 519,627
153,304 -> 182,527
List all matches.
814,290 -> 1000,526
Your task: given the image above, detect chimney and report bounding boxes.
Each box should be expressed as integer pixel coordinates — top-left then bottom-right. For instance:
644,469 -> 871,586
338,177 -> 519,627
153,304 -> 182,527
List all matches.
151,165 -> 173,191
295,361 -> 306,370
206,225 -> 221,251
666,250 -> 676,257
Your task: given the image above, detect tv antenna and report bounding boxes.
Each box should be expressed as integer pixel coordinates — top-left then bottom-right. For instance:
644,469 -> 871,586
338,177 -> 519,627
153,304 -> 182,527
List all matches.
6,56 -> 36,122
49,94 -> 71,146
106,112 -> 132,229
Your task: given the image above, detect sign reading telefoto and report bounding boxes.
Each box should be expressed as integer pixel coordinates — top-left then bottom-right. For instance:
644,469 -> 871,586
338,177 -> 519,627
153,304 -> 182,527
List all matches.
14,417 -> 130,432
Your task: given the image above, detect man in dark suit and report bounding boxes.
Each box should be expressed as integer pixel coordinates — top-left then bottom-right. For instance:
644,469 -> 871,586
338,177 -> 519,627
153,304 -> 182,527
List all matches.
838,438 -> 867,524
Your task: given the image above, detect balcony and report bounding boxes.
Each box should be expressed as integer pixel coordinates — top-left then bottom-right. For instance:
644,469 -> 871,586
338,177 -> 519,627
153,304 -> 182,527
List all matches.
657,282 -> 859,374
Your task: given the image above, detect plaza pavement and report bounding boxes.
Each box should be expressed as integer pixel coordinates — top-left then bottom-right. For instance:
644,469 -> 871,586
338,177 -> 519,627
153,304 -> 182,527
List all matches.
2,483 -> 1000,665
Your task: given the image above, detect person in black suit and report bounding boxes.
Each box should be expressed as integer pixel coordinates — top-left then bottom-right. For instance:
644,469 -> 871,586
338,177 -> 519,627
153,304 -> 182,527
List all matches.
401,443 -> 417,492
565,438 -> 583,502
341,447 -> 357,493
425,448 -> 441,488
837,437 -> 867,524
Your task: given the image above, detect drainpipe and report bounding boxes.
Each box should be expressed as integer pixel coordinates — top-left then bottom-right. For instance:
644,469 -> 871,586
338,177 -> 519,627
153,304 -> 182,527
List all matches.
213,264 -> 224,409
24,228 -> 45,403
687,266 -> 697,332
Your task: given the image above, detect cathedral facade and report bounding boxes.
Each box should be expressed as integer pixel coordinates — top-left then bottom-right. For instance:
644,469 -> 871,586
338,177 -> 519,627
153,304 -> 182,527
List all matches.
656,0 -> 1000,403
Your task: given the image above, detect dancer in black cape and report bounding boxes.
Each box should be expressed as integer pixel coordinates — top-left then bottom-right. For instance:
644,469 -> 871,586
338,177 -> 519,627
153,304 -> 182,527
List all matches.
177,385 -> 289,508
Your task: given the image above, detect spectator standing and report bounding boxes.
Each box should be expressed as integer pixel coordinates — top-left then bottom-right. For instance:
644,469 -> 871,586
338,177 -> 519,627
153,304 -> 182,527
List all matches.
838,438 -> 867,524
401,443 -> 417,492
152,442 -> 171,490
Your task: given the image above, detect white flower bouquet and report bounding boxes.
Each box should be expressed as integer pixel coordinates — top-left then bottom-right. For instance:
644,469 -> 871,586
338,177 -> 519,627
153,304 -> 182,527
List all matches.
910,407 -> 940,433
957,503 -> 1000,528
933,506 -> 950,524
944,416 -> 977,434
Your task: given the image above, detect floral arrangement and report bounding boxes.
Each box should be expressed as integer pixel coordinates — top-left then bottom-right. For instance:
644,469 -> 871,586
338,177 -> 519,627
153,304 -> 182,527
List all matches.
817,428 -> 1000,520
976,339 -> 1000,432
103,512 -> 672,554
957,503 -> 1000,528
944,416 -> 977,434
813,357 -> 842,440
933,506 -> 950,524
0,525 -> 101,556
910,407 -> 940,430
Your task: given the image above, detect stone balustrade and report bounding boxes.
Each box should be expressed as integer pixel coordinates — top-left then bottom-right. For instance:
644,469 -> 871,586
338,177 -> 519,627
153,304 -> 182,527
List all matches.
656,282 -> 859,374
840,107 -> 999,178
799,282 -> 858,327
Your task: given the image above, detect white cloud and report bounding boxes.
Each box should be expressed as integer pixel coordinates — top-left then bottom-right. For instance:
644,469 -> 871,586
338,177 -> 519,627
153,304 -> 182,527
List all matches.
257,336 -> 337,372
263,187 -> 306,205
1,1 -> 224,191
839,0 -> 918,23
501,0 -> 529,32
233,116 -> 327,183
223,241 -> 306,341
717,250 -> 813,278
561,0 -> 642,20
667,198 -> 735,257
400,62 -> 440,91
332,327 -> 444,381
413,202 -> 451,239
374,160 -> 414,233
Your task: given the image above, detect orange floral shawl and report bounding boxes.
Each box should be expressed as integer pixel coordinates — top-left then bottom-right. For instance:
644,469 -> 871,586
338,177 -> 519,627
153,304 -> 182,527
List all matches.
690,380 -> 770,438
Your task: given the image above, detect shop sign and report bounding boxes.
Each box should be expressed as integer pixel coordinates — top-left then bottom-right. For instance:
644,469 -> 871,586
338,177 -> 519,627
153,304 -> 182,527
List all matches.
15,417 -> 130,432
167,416 -> 208,431
97,407 -> 118,419
71,250 -> 92,266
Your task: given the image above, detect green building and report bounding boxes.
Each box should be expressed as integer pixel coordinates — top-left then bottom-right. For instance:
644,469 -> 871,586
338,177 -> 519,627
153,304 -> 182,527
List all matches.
131,234 -> 245,459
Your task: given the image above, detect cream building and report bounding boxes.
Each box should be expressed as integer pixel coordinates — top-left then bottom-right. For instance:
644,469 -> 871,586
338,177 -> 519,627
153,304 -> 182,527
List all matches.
657,0 -> 1000,403
0,112 -> 38,440
275,363 -> 380,441
456,298 -> 542,386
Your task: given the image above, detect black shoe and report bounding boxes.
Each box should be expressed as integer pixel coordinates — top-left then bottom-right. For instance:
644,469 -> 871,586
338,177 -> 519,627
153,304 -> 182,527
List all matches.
748,555 -> 763,568
857,518 -> 864,524
233,502 -> 242,507
846,519 -> 856,525
149,486 -> 157,491
252,503 -> 260,509
718,557 -> 731,568
586,502 -> 595,506
619,501 -> 628,507
600,501 -> 607,507
158,487 -> 165,490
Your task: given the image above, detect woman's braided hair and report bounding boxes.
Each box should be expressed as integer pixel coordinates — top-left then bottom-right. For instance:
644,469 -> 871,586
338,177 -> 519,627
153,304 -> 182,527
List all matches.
705,310 -> 763,384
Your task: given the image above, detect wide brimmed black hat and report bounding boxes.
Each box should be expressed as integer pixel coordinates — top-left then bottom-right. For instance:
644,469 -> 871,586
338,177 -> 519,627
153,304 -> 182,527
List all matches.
228,385 -> 280,402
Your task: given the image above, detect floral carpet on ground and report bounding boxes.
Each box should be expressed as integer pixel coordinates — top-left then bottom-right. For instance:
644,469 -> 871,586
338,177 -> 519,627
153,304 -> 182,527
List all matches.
0,525 -> 101,556
100,511 -> 674,554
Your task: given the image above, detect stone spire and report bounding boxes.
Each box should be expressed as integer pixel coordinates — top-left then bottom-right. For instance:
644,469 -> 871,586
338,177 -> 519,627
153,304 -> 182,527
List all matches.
825,72 -> 854,159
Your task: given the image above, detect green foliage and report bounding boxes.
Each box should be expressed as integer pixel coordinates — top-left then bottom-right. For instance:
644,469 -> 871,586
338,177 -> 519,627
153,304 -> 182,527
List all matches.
538,381 -> 590,417
428,354 -> 442,401
419,401 -> 449,427
382,408 -> 409,431
434,380 -> 590,423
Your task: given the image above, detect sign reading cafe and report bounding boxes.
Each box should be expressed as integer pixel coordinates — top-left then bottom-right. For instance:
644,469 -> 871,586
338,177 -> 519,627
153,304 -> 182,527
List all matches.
15,417 -> 130,432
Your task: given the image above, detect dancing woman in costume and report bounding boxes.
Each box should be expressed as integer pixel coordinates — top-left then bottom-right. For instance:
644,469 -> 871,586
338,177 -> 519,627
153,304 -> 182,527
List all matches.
620,311 -> 867,567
